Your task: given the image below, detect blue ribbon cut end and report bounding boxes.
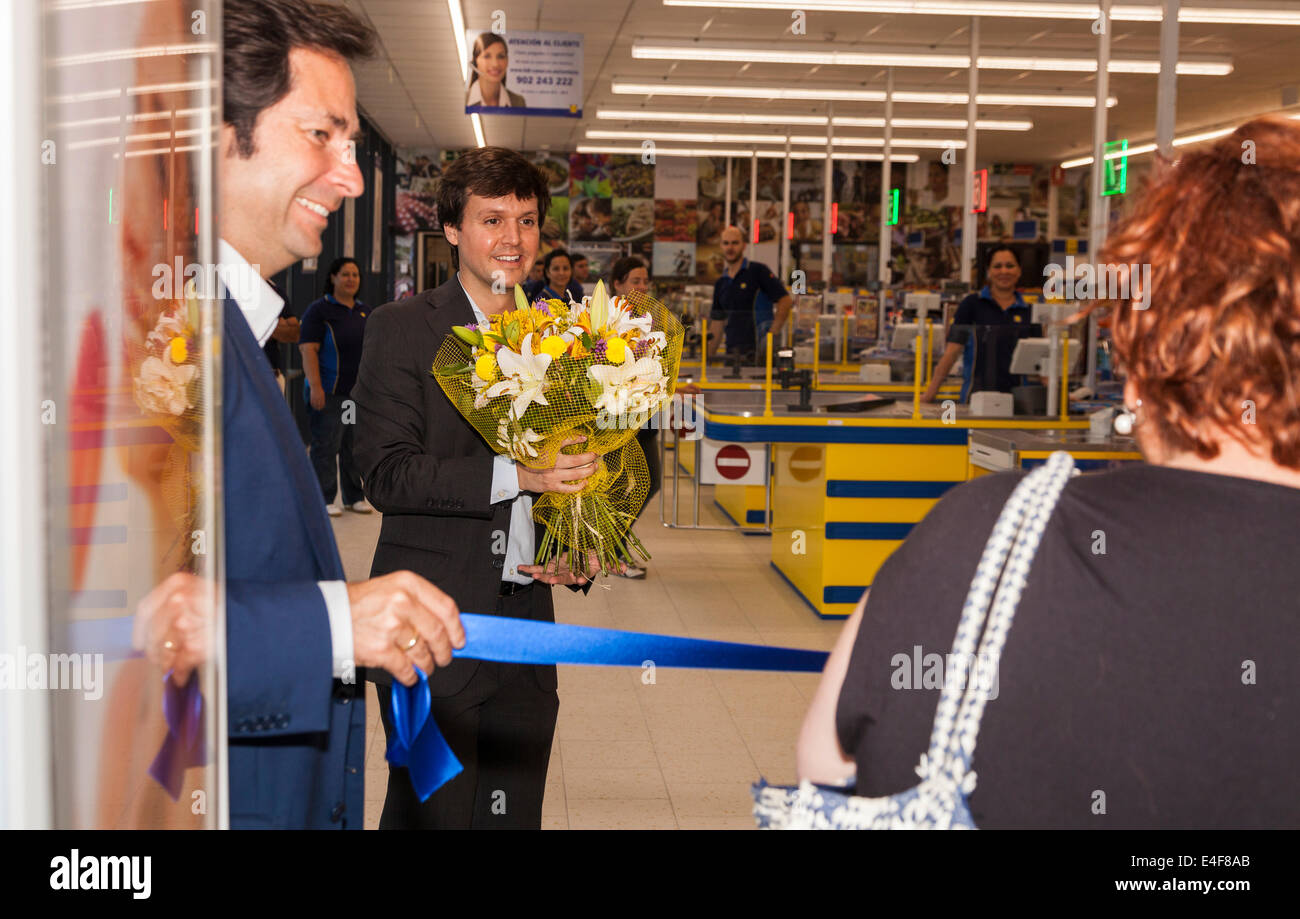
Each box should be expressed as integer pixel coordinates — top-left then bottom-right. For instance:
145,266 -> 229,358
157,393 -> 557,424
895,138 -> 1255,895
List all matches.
386,668 -> 464,802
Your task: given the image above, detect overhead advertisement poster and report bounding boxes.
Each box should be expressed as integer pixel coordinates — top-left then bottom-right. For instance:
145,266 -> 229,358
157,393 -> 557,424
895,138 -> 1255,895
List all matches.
464,29 -> 582,117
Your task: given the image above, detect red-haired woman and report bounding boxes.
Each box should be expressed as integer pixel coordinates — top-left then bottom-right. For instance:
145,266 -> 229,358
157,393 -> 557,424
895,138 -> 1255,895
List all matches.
796,117 -> 1300,828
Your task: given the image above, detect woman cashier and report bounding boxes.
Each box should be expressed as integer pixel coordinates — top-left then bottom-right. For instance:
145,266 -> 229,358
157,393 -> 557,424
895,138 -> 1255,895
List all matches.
922,245 -> 1035,403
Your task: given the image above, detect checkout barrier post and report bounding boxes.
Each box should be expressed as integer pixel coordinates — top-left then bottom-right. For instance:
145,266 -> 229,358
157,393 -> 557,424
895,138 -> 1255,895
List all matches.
658,392 -> 773,535
912,324 -> 923,419
764,332 -> 774,417
1060,332 -> 1070,420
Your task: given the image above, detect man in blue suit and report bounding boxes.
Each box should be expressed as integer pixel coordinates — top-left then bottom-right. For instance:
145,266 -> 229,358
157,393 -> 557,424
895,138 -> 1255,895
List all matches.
138,0 -> 464,829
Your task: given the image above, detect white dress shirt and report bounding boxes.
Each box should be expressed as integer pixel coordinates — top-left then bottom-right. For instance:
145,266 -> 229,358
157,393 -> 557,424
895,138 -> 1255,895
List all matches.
220,239 -> 355,680
459,274 -> 535,585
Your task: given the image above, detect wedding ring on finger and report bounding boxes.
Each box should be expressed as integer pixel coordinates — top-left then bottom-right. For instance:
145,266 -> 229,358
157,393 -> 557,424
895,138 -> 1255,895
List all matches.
163,639 -> 176,651
398,633 -> 419,652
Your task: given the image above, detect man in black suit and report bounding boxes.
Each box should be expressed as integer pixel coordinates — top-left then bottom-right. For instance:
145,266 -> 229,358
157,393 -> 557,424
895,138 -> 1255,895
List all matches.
352,147 -> 601,829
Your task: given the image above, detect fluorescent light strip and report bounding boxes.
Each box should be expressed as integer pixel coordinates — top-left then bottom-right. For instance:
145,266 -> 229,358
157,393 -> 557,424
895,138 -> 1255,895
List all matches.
791,135 -> 967,149
446,0 -> 469,83
576,144 -> 919,162
587,128 -> 967,148
471,112 -> 486,148
51,42 -> 217,68
612,81 -> 1116,107
49,80 -> 216,105
596,108 -> 1032,130
597,109 -> 830,125
1060,126 -> 1240,168
659,1 -> 1300,26
632,41 -> 1230,76
51,106 -> 215,131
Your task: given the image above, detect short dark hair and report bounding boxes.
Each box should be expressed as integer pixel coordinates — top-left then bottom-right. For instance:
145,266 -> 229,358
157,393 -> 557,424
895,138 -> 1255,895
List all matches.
223,0 -> 376,158
324,256 -> 359,296
610,256 -> 647,286
437,147 -> 550,268
987,245 -> 1020,269
571,253 -> 588,266
543,248 -> 572,282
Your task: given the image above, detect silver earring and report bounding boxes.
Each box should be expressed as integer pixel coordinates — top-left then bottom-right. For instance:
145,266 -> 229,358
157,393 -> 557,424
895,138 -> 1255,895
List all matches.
1113,399 -> 1140,436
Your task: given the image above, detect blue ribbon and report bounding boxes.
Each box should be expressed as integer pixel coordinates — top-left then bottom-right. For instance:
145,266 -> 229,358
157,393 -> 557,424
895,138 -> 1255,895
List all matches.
68,611 -> 830,805
386,614 -> 829,801
148,671 -> 206,800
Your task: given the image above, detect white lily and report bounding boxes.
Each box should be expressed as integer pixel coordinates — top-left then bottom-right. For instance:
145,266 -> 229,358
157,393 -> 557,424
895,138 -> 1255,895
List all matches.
496,419 -> 545,461
485,332 -> 553,419
588,279 -> 610,332
588,356 -> 665,417
609,301 -> 652,338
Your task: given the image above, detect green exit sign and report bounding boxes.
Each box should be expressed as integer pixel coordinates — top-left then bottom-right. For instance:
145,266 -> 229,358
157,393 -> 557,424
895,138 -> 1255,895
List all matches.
1103,139 -> 1128,196
886,187 -> 900,225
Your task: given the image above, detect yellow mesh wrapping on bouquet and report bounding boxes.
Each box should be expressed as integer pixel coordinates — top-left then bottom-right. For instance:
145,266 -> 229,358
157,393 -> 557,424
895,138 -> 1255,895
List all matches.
432,287 -> 684,574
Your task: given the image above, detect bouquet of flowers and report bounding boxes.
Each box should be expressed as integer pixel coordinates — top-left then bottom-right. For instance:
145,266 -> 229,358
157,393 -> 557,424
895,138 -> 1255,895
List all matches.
432,281 -> 684,574
130,281 -> 205,560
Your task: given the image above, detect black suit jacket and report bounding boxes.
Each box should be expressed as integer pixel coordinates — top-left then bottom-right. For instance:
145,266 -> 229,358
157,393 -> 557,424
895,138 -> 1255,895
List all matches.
353,278 -> 579,696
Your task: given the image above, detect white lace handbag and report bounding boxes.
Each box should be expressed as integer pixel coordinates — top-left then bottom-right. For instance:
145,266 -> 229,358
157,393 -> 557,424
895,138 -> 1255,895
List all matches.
753,451 -> 1076,829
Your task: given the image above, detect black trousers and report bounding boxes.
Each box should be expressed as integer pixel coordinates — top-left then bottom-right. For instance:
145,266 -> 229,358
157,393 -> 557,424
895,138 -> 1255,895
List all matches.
308,392 -> 365,506
635,425 -> 661,516
377,587 -> 559,830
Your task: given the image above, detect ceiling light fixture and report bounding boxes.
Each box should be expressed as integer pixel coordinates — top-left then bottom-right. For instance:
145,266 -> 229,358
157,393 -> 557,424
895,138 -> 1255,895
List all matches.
576,144 -> 919,162
612,79 -> 1117,107
631,40 -> 1231,76
595,108 -> 1033,130
660,1 -> 1300,27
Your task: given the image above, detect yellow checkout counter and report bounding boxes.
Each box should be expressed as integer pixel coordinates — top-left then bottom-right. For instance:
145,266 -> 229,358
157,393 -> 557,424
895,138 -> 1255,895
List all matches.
671,379 -> 1141,619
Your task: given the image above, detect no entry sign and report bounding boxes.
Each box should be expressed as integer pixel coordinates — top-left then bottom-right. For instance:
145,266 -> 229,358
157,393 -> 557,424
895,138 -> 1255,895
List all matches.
715,444 -> 751,480
699,439 -> 767,486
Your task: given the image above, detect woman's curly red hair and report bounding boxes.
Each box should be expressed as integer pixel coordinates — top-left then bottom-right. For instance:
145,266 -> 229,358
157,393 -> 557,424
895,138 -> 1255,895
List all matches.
1088,116 -> 1300,467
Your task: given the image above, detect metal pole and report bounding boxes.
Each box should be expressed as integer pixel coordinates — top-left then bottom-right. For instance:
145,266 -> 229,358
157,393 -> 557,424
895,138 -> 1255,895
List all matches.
724,156 -> 733,226
961,17 -> 979,285
1087,0 -> 1112,393
780,137 -> 792,283
0,0 -> 51,830
879,67 -> 893,284
822,102 -> 834,291
1156,0 -> 1180,158
749,151 -> 758,256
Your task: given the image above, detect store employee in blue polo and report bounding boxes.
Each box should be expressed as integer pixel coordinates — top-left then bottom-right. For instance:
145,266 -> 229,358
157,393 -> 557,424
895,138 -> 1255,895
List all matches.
923,245 -> 1038,403
707,225 -> 794,357
300,256 -> 373,516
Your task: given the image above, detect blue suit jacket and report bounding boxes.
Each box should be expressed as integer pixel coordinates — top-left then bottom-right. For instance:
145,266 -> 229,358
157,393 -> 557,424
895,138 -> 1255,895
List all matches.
222,296 -> 365,829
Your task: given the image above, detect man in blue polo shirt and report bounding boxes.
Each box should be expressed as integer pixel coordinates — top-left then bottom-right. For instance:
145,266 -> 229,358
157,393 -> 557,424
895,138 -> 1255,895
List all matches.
300,257 -> 372,515
922,245 -> 1039,403
707,225 -> 793,357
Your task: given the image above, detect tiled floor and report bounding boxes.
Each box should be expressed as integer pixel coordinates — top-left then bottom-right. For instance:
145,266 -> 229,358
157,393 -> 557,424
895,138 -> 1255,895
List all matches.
329,476 -> 842,830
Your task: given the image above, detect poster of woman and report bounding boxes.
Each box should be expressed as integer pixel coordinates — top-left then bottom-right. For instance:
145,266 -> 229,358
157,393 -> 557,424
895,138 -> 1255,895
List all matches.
465,32 -> 527,108
464,29 -> 583,117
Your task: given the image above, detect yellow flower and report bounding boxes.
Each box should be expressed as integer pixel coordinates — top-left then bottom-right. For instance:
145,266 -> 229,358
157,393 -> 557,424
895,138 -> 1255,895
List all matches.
606,336 -> 628,364
569,338 -> 590,360
539,336 -> 568,359
168,336 -> 188,364
475,352 -> 498,381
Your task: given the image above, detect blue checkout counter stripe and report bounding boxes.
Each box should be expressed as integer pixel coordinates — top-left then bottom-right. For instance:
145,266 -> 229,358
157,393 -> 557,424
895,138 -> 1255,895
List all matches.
824,585 -> 870,605
703,419 -> 968,446
768,562 -> 852,620
825,522 -> 914,540
711,500 -> 769,530
826,480 -> 960,499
